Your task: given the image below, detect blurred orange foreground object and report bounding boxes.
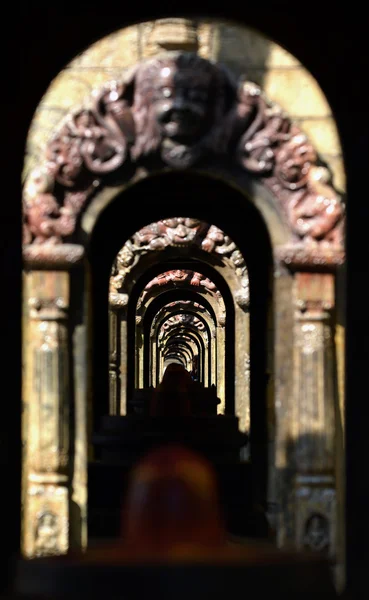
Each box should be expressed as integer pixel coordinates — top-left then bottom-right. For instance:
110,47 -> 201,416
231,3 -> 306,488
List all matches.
63,444 -> 338,600
122,444 -> 227,554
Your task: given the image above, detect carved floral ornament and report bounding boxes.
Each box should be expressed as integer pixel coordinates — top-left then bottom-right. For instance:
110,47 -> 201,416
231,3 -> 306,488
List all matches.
161,313 -> 206,333
149,300 -> 215,337
23,52 -> 344,268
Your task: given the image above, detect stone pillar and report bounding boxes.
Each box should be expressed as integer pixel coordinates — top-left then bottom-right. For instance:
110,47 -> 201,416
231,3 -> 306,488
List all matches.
109,292 -> 128,415
292,273 -> 337,561
135,315 -> 144,389
210,327 -> 217,387
150,328 -> 157,388
216,317 -> 226,414
159,350 -> 164,382
274,266 -> 295,546
234,301 -> 250,433
108,308 -> 120,415
23,271 -> 70,558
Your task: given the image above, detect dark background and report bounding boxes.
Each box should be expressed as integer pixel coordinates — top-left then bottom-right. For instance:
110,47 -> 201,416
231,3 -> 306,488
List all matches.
2,3 -> 368,596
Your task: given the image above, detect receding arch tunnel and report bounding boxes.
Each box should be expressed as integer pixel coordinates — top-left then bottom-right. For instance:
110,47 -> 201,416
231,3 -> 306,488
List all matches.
19,17 -> 347,591
89,170 -> 272,427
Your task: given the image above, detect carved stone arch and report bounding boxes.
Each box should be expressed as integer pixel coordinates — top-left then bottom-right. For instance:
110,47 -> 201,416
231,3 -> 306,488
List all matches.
160,325 -> 207,383
160,326 -> 206,381
151,300 -> 214,335
149,300 -> 217,389
22,50 -> 344,257
160,313 -> 208,334
22,47 -> 345,564
136,277 -> 221,401
134,269 -> 228,321
133,269 -> 229,410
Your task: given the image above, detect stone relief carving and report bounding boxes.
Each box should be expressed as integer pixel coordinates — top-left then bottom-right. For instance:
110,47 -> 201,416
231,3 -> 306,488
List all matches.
295,484 -> 336,558
35,510 -> 60,556
149,301 -> 210,338
161,313 -> 206,332
109,221 -> 248,310
23,52 -> 344,249
144,269 -> 217,293
165,300 -> 204,310
24,484 -> 69,558
303,513 -> 330,552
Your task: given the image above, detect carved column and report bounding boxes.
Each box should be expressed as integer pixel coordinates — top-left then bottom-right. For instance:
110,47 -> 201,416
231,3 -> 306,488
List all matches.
150,328 -> 157,388
292,273 -> 337,561
135,315 -> 144,389
23,271 -> 70,558
216,317 -> 226,414
159,349 -> 165,383
234,298 -> 250,433
109,293 -> 128,415
108,307 -> 120,415
210,327 -> 217,387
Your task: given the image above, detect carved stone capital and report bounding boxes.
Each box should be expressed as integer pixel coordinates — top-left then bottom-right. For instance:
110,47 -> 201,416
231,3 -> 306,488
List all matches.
275,243 -> 345,271
23,244 -> 85,269
109,292 -> 129,308
234,286 -> 250,310
218,313 -> 226,327
28,296 -> 68,321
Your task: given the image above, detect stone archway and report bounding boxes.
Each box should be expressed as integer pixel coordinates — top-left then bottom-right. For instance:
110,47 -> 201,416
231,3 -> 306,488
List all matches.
135,276 -> 219,393
152,301 -> 216,388
22,50 -> 345,560
109,241 -> 242,419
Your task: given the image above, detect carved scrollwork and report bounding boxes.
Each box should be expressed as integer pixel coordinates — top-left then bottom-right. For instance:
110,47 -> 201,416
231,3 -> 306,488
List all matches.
110,219 -> 249,305
23,52 -> 344,248
237,96 -> 290,175
162,313 -> 205,332
147,269 -> 216,291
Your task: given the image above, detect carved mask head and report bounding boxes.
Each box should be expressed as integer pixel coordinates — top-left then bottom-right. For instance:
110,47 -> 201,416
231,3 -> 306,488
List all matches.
161,218 -> 203,245
134,53 -> 233,145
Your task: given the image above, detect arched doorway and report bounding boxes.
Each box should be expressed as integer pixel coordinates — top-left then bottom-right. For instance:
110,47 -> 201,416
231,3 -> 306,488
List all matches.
21,24 -> 345,579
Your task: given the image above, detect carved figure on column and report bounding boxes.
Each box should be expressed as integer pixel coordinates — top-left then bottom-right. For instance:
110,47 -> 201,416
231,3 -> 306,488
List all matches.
35,511 -> 60,556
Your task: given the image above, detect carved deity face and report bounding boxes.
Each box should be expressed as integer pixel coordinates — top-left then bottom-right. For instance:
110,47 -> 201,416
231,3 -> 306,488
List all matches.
162,218 -> 202,245
172,269 -> 189,280
154,67 -> 211,141
138,61 -> 214,143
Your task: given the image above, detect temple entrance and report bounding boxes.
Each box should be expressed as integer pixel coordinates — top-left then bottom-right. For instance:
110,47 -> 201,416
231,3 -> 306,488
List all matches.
21,18 -> 345,589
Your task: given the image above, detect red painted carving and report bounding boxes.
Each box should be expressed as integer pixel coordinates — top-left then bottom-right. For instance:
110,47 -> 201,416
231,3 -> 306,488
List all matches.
144,270 -> 217,293
162,313 -> 205,332
111,220 -> 247,310
23,52 -> 344,248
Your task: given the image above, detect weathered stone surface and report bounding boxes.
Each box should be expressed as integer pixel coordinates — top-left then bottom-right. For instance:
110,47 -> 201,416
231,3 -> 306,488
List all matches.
69,26 -> 140,68
197,22 -> 214,59
140,18 -> 199,57
318,154 -> 346,193
262,67 -> 332,118
297,117 -> 342,157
